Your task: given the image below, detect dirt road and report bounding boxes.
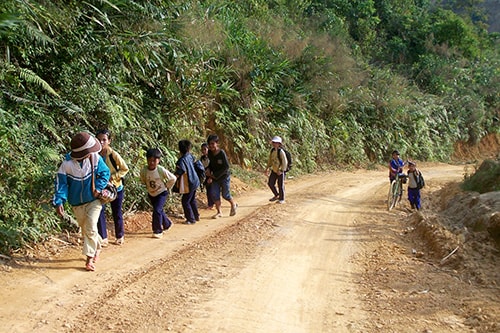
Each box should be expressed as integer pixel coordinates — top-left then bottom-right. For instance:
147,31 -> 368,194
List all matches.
0,164 -> 498,333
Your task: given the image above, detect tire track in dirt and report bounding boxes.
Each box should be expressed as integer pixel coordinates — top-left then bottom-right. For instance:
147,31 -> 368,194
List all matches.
3,164 -> 497,333
66,206 -> 287,332
167,171 -> 384,333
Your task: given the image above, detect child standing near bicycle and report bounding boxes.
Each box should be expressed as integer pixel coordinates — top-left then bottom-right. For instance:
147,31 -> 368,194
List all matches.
407,161 -> 424,210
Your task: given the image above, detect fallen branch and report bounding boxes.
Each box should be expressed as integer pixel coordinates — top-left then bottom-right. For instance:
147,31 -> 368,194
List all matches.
0,254 -> 12,260
124,201 -> 137,216
50,236 -> 71,245
440,246 -> 459,264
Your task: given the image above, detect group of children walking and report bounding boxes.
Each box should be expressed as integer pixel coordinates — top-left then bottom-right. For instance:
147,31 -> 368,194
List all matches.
53,131 -> 240,271
53,129 -> 423,272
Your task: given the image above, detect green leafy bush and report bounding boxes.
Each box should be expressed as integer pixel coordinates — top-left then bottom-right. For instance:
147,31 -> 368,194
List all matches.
0,0 -> 498,254
462,159 -> 500,193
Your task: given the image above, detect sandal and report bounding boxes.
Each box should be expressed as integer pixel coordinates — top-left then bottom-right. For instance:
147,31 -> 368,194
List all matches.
85,260 -> 95,272
230,203 -> 238,216
93,249 -> 101,263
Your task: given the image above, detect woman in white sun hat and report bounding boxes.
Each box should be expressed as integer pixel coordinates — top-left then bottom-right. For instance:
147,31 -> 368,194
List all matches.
265,136 -> 288,204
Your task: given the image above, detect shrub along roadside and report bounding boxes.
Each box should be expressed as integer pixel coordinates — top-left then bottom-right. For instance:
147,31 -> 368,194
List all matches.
0,0 -> 499,255
462,159 -> 500,193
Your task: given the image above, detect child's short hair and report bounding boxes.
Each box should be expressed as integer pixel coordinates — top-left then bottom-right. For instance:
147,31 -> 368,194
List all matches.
146,148 -> 162,159
408,160 -> 416,166
207,134 -> 219,144
178,140 -> 192,154
96,129 -> 111,138
201,142 -> 208,149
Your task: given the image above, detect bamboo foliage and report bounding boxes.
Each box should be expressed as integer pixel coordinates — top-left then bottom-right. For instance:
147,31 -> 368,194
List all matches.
18,67 -> 59,97
0,0 -> 498,254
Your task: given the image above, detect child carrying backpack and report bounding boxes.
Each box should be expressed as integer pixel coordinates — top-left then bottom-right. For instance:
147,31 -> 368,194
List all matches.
407,160 -> 424,210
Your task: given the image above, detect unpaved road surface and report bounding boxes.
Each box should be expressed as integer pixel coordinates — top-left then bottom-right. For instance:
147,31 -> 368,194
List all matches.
0,164 -> 498,333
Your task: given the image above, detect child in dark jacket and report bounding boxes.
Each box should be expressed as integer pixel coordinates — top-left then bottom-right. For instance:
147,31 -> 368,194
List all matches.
206,134 -> 238,219
175,140 -> 201,224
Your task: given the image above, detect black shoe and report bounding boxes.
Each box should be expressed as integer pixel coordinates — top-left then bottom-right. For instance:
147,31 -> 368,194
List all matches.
269,196 -> 279,202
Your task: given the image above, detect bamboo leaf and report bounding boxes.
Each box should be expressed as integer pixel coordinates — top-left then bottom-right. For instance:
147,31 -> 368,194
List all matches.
18,68 -> 60,97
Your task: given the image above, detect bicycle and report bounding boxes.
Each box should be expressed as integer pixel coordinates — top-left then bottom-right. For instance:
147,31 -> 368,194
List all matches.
387,172 -> 407,211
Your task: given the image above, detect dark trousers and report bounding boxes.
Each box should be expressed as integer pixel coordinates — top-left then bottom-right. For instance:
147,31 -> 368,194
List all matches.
97,189 -> 125,239
204,182 -> 214,207
148,191 -> 172,234
182,189 -> 199,223
408,187 -> 421,210
268,171 -> 285,201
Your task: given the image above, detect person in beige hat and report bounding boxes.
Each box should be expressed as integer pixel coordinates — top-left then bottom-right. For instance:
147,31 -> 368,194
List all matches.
53,131 -> 110,271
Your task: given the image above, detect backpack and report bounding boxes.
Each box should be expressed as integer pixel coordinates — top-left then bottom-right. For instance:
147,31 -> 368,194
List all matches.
194,159 -> 206,185
277,148 -> 292,172
416,172 -> 425,189
108,153 -> 125,185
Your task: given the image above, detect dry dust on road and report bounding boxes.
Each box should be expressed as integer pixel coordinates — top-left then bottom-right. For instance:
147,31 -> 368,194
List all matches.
0,163 -> 498,333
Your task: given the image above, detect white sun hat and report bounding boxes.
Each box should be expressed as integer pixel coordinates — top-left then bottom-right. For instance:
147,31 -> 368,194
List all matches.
271,136 -> 282,143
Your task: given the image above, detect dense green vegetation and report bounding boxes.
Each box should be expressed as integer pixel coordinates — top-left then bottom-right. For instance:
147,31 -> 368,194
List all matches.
0,0 -> 499,254
462,159 -> 500,193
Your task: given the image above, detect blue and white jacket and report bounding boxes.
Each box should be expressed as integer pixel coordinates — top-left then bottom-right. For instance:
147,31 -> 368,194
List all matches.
53,152 -> 110,207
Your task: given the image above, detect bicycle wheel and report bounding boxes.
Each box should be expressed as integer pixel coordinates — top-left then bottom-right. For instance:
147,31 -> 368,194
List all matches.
387,180 -> 399,211
395,180 -> 404,206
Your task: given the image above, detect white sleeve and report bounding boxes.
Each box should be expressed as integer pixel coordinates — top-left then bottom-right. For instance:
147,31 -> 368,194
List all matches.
164,169 -> 177,189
